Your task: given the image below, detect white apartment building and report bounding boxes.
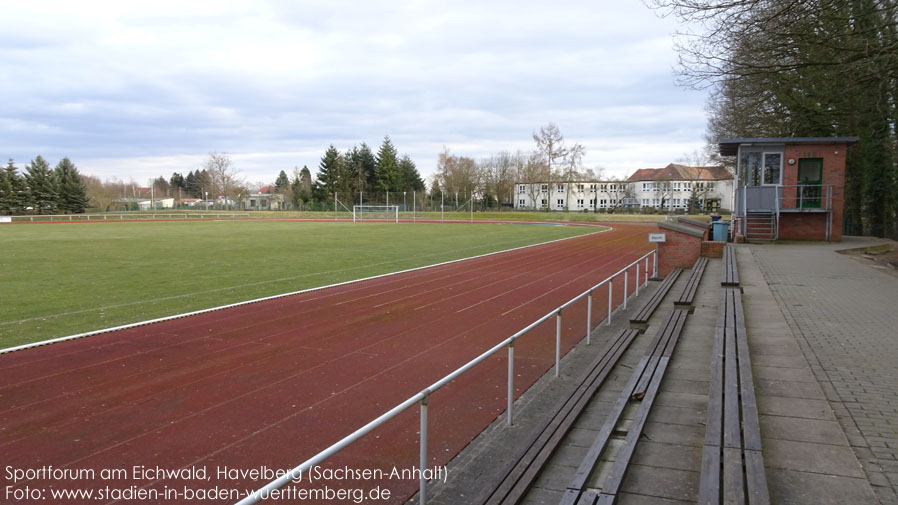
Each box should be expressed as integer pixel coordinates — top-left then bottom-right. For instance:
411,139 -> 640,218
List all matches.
514,164 -> 733,213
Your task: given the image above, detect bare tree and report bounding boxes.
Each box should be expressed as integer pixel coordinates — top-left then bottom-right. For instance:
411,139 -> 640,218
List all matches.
205,152 -> 242,209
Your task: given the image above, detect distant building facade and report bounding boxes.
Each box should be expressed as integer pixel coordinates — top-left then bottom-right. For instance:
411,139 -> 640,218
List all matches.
514,163 -> 734,212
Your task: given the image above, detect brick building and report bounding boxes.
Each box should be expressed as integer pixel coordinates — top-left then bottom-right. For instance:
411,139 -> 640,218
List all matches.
718,137 -> 858,241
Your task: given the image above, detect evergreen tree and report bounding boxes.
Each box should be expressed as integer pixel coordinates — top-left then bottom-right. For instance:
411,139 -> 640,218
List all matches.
54,158 -> 90,213
375,136 -> 400,194
275,170 -> 290,190
170,172 -> 185,190
4,160 -> 26,214
0,161 -> 12,215
184,170 -> 199,197
358,143 -> 378,195
316,145 -> 341,198
24,156 -> 58,214
299,165 -> 313,201
398,155 -> 425,192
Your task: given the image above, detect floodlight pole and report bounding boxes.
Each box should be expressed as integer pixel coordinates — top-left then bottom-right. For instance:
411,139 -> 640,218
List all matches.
334,192 -> 337,221
441,192 -> 444,223
413,191 -> 416,222
470,194 -> 473,223
386,191 -> 389,207
403,191 -> 407,213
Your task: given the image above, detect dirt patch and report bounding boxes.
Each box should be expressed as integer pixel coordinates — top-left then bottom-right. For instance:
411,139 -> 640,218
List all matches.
837,239 -> 898,278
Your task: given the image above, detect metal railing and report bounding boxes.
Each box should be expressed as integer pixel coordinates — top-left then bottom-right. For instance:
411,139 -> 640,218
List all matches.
777,184 -> 833,211
9,212 -> 250,222
235,249 -> 657,505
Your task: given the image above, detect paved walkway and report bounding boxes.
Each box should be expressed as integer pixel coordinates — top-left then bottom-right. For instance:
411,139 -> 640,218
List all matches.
428,238 -> 895,504
750,238 -> 898,504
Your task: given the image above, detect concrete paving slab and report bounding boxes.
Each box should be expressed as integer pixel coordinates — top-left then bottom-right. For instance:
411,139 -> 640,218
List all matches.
618,464 -> 700,502
752,364 -> 818,382
754,378 -> 826,400
750,353 -> 811,368
758,394 -> 836,420
759,415 -> 849,446
766,468 -> 878,505
764,438 -> 866,477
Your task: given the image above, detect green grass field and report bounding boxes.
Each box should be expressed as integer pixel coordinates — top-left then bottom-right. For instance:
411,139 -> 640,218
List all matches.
0,220 -> 602,348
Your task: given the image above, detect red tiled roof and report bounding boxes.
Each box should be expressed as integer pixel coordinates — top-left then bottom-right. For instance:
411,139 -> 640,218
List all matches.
258,185 -> 275,194
626,163 -> 732,182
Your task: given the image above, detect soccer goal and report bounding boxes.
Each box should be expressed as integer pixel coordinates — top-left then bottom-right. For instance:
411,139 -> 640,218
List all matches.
353,205 -> 399,223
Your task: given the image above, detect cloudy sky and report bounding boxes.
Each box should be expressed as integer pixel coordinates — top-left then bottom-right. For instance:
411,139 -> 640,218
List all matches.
0,1 -> 708,185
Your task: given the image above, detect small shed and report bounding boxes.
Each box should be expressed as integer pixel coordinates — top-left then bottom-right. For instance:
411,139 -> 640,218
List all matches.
718,137 -> 858,242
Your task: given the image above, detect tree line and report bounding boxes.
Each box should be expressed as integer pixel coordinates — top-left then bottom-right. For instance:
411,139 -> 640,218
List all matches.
649,0 -> 898,238
0,156 -> 90,215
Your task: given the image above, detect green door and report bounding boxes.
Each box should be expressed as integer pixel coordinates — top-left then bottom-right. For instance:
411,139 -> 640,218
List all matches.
797,158 -> 823,208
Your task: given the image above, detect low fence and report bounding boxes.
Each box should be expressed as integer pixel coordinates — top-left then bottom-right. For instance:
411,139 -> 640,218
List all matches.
235,249 -> 658,505
8,213 -> 250,223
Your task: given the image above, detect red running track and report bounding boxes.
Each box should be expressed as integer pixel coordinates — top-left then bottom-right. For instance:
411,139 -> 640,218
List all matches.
0,223 -> 653,504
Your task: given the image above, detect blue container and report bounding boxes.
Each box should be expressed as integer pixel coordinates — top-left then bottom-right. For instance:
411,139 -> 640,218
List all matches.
712,221 -> 730,242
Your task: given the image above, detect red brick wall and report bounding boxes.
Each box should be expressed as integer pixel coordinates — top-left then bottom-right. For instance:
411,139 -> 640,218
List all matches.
782,143 -> 846,241
657,229 -> 703,276
702,241 -> 726,258
778,213 -> 829,241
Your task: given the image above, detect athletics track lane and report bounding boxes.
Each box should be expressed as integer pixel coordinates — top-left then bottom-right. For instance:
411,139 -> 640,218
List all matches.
0,223 -> 652,504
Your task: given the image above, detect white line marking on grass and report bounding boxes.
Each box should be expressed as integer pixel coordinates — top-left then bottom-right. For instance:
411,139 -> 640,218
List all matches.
1,224 -> 611,355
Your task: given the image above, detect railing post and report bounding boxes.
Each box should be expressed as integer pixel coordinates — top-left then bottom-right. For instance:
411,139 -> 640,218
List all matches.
586,291 -> 593,345
555,311 -> 562,377
635,262 -> 640,297
607,281 -> 613,325
644,257 -> 648,286
420,395 -> 428,505
507,343 -> 514,425
653,251 -> 658,278
623,270 -> 628,309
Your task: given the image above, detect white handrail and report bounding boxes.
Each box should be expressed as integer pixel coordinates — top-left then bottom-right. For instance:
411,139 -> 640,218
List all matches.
235,248 -> 656,505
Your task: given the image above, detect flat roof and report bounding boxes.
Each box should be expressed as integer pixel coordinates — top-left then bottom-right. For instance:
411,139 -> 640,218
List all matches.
718,137 -> 859,156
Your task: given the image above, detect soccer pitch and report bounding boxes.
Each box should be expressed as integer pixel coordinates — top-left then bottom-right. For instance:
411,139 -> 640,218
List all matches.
0,220 -> 603,348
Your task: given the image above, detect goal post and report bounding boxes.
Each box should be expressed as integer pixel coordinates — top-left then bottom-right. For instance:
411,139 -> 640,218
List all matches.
353,205 -> 399,223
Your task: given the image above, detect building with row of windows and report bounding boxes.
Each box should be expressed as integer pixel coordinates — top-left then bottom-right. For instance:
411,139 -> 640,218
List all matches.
514,163 -> 734,213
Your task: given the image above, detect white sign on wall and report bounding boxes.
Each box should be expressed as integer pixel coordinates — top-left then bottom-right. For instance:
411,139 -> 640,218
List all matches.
648,233 -> 666,243
0,216 -> 11,223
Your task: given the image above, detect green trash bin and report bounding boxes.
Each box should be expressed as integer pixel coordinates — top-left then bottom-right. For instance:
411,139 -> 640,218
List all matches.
712,221 -> 730,242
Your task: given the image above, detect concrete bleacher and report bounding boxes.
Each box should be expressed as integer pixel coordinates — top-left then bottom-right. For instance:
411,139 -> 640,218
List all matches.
426,246 -> 878,505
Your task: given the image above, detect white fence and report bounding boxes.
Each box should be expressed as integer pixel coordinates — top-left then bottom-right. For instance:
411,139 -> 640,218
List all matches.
235,249 -> 658,505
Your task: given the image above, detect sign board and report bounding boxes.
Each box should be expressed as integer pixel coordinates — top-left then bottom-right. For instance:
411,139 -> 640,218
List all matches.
648,233 -> 666,243
0,216 -> 11,223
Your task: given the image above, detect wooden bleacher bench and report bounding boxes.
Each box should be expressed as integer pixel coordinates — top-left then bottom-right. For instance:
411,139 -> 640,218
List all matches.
562,309 -> 689,505
629,268 -> 683,329
674,257 -> 709,308
699,288 -> 770,505
477,329 -> 640,505
721,246 -> 740,287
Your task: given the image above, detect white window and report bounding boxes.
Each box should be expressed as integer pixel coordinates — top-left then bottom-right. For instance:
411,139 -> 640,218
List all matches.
600,199 -> 608,208
600,184 -> 607,191
673,182 -> 681,191
589,184 -> 596,192
519,184 -> 526,194
541,198 -> 547,206
673,198 -> 681,208
519,199 -> 525,206
589,198 -> 596,208
577,184 -> 584,192
557,184 -> 564,191
643,182 -> 650,192
642,198 -> 649,206
556,199 -> 564,209
684,182 -> 692,191
541,184 -> 548,193
653,198 -> 660,208
577,199 -> 584,209
707,182 -> 715,190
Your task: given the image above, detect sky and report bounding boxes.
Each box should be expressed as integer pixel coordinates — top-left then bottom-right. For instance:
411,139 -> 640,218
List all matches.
0,1 -> 708,186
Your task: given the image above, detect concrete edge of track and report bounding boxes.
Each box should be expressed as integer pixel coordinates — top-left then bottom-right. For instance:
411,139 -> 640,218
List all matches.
0,222 -> 614,355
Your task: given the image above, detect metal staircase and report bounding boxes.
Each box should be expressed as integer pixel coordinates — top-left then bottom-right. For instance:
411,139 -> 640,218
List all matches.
745,211 -> 777,241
